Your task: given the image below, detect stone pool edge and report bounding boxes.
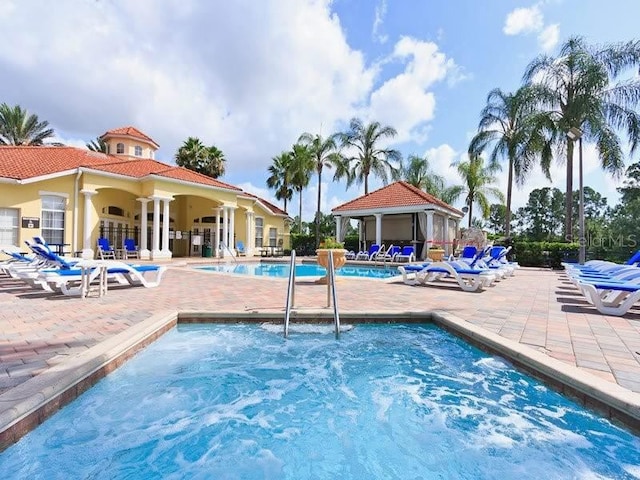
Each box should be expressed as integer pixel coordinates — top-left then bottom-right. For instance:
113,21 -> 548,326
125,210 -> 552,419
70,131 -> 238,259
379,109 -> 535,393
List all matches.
1,309 -> 639,451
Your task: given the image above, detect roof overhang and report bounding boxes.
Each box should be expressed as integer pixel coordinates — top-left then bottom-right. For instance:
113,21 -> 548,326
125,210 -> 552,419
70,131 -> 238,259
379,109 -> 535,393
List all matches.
100,133 -> 160,149
333,204 -> 464,219
144,173 -> 241,194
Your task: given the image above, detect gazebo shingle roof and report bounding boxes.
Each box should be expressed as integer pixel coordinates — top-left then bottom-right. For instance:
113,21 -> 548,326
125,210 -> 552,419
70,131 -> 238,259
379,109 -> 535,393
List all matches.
332,181 -> 463,216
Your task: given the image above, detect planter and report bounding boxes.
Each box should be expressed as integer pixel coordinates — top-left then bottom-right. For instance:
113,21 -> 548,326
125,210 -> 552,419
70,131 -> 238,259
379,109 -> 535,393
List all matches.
315,248 -> 348,284
427,248 -> 445,261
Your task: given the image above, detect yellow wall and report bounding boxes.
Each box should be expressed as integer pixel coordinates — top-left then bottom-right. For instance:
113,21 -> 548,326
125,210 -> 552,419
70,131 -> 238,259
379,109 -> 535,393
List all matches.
1,171 -> 290,255
104,137 -> 155,159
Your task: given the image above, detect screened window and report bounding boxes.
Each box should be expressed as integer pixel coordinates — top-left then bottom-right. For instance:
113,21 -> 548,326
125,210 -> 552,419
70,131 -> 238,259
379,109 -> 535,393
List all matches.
269,227 -> 277,247
41,195 -> 66,244
116,143 -> 125,154
0,208 -> 19,246
255,217 -> 264,248
134,145 -> 142,156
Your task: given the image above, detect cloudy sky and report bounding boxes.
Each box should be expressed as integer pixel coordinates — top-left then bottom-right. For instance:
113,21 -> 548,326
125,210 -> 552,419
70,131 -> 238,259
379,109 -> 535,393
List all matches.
1,0 -> 639,221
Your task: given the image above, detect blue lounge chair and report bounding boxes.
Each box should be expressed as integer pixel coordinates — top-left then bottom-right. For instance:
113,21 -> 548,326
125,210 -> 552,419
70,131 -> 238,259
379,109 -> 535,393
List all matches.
123,238 -> 140,259
399,260 -> 497,291
576,278 -> 640,316
236,240 -> 246,256
97,237 -> 116,260
395,246 -> 415,263
356,244 -> 382,261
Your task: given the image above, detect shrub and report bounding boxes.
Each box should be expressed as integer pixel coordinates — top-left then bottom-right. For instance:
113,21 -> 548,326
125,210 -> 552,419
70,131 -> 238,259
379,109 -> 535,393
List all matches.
511,241 -> 579,268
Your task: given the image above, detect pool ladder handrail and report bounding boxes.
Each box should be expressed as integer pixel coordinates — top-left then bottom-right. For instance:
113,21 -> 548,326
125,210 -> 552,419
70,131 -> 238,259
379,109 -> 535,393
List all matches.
284,250 -> 296,338
284,249 -> 340,339
219,242 -> 239,263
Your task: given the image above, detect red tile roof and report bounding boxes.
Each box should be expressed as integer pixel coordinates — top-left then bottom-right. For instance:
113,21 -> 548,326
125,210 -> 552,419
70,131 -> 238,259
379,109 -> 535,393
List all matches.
99,126 -> 159,148
332,181 -> 463,216
0,145 -> 240,191
240,191 -> 288,216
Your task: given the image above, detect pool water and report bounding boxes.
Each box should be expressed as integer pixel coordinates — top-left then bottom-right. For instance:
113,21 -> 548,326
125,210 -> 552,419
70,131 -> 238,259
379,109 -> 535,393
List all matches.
1,324 -> 639,479
196,262 -> 398,279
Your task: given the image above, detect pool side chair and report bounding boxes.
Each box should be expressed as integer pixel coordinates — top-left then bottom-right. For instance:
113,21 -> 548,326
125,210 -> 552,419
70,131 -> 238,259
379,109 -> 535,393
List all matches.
123,238 -> 140,259
374,244 -> 396,261
236,240 -> 246,256
413,261 -> 498,292
97,237 -> 116,260
397,262 -> 432,284
345,250 -> 357,260
356,244 -> 381,261
395,246 -> 415,263
576,277 -> 640,316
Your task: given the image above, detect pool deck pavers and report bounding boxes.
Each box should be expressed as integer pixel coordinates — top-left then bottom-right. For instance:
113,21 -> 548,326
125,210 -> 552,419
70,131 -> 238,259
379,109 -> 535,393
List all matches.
1,259 -> 639,400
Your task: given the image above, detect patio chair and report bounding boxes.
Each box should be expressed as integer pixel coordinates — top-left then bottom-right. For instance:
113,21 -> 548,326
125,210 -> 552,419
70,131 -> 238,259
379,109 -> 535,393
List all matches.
123,238 -> 140,259
236,240 -> 246,256
345,250 -> 357,260
97,237 -> 116,260
575,276 -> 640,316
394,246 -> 415,263
356,244 -> 383,261
402,261 -> 498,292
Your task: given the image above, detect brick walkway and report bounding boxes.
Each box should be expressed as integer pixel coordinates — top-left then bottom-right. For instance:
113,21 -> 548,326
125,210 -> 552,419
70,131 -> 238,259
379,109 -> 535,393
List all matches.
1,261 -> 639,396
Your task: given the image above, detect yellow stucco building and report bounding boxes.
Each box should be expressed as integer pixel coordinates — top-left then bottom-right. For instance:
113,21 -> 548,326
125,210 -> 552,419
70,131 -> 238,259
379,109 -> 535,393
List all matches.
0,126 -> 290,259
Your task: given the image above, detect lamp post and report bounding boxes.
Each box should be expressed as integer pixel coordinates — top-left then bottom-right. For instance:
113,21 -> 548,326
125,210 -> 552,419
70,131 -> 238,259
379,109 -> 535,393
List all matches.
567,127 -> 585,264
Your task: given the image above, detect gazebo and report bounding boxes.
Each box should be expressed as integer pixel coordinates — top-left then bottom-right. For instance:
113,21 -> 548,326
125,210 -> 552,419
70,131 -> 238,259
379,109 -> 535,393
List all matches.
331,181 -> 464,260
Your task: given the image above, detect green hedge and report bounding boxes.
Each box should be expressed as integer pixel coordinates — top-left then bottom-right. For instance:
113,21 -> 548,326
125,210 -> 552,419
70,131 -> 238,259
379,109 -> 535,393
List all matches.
511,242 -> 579,268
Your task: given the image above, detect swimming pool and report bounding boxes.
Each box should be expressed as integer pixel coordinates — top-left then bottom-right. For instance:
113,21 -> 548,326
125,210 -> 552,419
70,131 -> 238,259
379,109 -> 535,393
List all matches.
196,262 -> 399,279
1,323 -> 638,479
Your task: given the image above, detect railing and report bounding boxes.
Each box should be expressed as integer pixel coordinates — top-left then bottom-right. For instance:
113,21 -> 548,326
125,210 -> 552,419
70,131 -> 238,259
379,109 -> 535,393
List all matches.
284,250 -> 296,338
284,249 -> 340,339
219,242 -> 239,263
327,250 -> 341,338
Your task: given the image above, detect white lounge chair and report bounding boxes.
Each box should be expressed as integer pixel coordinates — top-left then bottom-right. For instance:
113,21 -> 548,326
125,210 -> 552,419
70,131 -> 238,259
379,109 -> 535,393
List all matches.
408,261 -> 498,292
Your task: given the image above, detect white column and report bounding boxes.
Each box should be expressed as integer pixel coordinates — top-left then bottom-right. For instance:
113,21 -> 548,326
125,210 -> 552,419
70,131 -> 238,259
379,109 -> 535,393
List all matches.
358,220 -> 364,251
335,215 -> 341,243
426,210 -> 434,256
245,211 -> 252,256
228,206 -> 236,250
138,198 -> 151,260
80,190 -> 97,259
374,213 -> 383,246
160,198 -> 173,258
151,197 -> 161,258
222,207 -> 229,254
444,215 -> 450,256
214,207 -> 222,257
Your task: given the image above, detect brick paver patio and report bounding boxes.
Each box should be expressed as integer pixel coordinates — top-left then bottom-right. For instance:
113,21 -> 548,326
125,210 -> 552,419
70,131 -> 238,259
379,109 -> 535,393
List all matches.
1,261 -> 639,397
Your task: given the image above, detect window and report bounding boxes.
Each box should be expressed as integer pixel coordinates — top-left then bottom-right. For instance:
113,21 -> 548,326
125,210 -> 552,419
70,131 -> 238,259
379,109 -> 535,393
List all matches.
0,208 -> 19,246
41,195 -> 65,244
134,145 -> 142,156
255,217 -> 264,248
269,227 -> 277,247
116,143 -> 125,154
106,143 -> 111,154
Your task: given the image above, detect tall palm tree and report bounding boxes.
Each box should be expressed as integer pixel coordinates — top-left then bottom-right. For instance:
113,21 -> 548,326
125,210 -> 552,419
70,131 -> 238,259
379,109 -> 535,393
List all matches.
393,154 -> 445,192
86,137 -> 108,153
392,154 -> 464,205
523,36 -> 640,240
266,152 -> 294,213
289,143 -> 314,233
0,103 -> 54,145
339,117 -> 401,194
175,137 -> 226,179
454,154 -> 505,228
469,87 -> 553,237
206,145 -> 226,178
297,132 -> 345,246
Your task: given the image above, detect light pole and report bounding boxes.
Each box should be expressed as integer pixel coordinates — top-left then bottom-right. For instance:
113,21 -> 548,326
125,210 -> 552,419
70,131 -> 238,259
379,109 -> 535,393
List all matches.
567,127 -> 585,264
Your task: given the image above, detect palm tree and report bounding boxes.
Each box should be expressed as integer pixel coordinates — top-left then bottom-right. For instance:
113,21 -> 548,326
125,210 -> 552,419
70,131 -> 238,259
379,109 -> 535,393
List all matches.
289,143 -> 314,233
469,87 -> 553,237
297,132 -> 345,246
454,154 -> 505,228
0,103 -> 54,145
175,137 -> 226,179
266,152 -> 294,213
339,117 -> 401,194
206,145 -> 226,178
393,154 -> 464,205
86,137 -> 108,153
523,36 -> 640,240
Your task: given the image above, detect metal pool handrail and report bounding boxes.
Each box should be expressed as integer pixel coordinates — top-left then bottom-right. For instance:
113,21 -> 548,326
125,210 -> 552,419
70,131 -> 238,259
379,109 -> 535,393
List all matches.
327,249 -> 341,339
284,250 -> 296,338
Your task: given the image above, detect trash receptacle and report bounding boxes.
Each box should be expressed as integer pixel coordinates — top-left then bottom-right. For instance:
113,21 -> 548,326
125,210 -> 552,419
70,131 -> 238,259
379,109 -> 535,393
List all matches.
202,245 -> 213,257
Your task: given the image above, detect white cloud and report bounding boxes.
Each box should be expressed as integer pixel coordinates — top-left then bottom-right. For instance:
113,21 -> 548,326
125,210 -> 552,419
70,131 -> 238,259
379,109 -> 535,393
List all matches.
369,37 -> 460,143
0,0 -> 375,176
372,0 -> 388,44
503,6 -> 544,35
424,144 -> 460,187
538,24 -> 560,52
